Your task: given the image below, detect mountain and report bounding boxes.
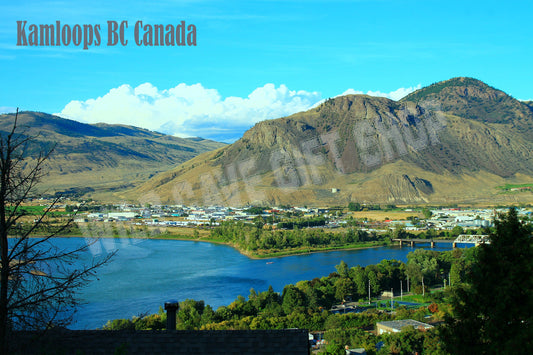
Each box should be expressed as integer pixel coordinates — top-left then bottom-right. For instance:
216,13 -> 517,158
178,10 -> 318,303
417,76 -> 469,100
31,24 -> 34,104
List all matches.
0,111 -> 225,199
401,77 -> 533,140
128,77 -> 533,206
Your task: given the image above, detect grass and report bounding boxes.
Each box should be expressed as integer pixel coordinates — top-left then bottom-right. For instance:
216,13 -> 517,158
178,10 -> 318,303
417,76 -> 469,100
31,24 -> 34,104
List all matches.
496,183 -> 533,191
247,240 -> 390,259
355,291 -> 439,312
7,205 -> 46,215
154,226 -> 211,238
350,210 -> 423,221
356,298 -> 428,312
396,294 -> 432,305
22,205 -> 47,214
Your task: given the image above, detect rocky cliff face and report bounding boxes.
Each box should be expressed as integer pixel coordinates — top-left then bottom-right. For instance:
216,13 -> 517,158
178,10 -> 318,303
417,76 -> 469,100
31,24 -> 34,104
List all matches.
128,77 -> 533,206
402,77 -> 533,139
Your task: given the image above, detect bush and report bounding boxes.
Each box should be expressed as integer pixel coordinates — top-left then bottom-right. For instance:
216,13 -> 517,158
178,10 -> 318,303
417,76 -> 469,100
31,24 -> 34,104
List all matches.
101,318 -> 135,330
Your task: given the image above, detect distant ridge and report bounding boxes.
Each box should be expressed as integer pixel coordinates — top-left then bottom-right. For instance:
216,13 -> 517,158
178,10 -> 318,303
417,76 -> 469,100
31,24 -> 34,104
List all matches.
128,77 -> 533,206
0,111 -> 226,200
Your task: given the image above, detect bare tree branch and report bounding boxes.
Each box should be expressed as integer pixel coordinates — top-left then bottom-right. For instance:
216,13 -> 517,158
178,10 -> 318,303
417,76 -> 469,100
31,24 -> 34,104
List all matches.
0,109 -> 115,352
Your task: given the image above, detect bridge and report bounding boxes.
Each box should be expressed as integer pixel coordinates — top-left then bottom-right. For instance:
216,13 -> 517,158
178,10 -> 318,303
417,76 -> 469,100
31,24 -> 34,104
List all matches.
392,235 -> 490,248
454,234 -> 490,246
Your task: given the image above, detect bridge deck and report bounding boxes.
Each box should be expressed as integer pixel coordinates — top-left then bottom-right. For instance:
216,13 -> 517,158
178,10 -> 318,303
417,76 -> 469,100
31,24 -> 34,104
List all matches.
391,239 -> 454,243
392,236 -> 489,247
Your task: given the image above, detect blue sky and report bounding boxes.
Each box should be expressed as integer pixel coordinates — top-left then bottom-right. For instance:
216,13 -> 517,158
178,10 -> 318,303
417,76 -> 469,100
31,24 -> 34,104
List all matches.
1,0 -> 531,142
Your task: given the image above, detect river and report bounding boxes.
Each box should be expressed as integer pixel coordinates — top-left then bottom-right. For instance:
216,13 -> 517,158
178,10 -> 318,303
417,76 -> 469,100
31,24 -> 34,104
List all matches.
48,237 -> 463,329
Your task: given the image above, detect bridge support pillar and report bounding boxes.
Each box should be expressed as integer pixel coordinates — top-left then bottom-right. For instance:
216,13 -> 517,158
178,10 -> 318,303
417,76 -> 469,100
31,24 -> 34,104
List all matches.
452,242 -> 457,248
410,241 -> 414,247
399,240 -> 403,247
431,241 -> 435,248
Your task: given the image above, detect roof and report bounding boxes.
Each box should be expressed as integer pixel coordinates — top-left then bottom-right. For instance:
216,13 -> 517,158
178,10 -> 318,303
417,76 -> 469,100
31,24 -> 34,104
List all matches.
376,319 -> 433,332
11,329 -> 310,354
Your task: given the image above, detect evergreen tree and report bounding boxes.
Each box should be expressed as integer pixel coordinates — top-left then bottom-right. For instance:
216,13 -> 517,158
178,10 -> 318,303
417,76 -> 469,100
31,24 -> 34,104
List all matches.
335,260 -> 349,278
442,208 -> 533,353
281,285 -> 307,315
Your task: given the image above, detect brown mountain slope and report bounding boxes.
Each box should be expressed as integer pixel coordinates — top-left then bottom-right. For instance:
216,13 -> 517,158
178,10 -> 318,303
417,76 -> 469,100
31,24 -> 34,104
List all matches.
127,77 -> 533,206
402,77 -> 533,140
0,111 -> 225,199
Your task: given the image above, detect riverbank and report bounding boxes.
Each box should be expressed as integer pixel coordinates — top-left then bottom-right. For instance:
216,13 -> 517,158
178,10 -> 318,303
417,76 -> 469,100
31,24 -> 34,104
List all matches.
58,237 -> 442,329
19,228 -> 393,260
241,241 -> 390,259
164,237 -> 390,259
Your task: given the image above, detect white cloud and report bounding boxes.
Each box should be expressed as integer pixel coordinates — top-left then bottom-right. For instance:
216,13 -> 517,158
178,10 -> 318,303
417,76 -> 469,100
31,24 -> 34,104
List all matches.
56,82 -> 422,142
339,84 -> 422,101
0,106 -> 17,114
57,83 -> 321,142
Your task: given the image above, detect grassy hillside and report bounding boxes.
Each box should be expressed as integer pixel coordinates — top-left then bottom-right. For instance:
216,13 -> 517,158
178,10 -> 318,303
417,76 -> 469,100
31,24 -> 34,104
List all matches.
0,111 -> 225,199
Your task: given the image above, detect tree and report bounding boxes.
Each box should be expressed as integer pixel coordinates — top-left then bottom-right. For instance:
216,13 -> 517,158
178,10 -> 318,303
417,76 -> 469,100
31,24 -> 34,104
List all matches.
406,249 -> 439,288
352,266 -> 368,298
281,285 -> 307,315
348,202 -> 361,211
0,110 -> 114,352
366,269 -> 380,295
335,260 -> 349,278
442,208 -> 533,353
334,277 -> 354,302
450,225 -> 464,238
380,326 -> 425,355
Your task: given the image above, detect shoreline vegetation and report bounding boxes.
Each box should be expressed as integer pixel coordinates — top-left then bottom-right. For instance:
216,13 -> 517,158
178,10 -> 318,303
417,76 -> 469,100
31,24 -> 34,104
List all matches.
98,244 -> 474,354
20,231 -> 391,259
16,207 -> 529,353
144,235 -> 390,259
15,208 -> 474,259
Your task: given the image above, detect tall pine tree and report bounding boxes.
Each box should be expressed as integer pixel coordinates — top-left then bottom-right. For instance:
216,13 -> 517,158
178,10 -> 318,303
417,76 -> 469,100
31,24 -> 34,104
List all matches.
442,208 -> 533,353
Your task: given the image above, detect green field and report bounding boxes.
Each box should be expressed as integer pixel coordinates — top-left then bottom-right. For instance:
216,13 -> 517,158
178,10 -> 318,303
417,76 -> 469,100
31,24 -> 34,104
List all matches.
497,183 -> 533,191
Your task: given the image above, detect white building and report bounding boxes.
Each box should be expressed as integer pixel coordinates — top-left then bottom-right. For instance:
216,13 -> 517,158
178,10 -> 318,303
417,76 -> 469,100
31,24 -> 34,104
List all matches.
107,212 -> 137,219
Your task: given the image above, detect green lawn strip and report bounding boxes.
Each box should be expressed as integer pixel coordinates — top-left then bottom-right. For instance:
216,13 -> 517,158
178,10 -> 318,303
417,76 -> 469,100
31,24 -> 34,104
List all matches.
246,241 -> 389,259
8,205 -> 72,217
9,205 -> 46,214
396,294 -> 432,305
496,183 -> 533,191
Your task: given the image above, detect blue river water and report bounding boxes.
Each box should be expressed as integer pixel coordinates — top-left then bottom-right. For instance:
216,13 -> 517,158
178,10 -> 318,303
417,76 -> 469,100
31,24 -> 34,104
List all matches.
48,237 -> 462,329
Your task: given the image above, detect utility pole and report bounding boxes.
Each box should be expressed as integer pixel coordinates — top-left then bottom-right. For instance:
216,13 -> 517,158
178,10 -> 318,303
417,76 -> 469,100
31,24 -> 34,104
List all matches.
391,288 -> 394,311
400,280 -> 403,300
422,276 -> 425,297
368,279 -> 371,305
407,275 -> 410,293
